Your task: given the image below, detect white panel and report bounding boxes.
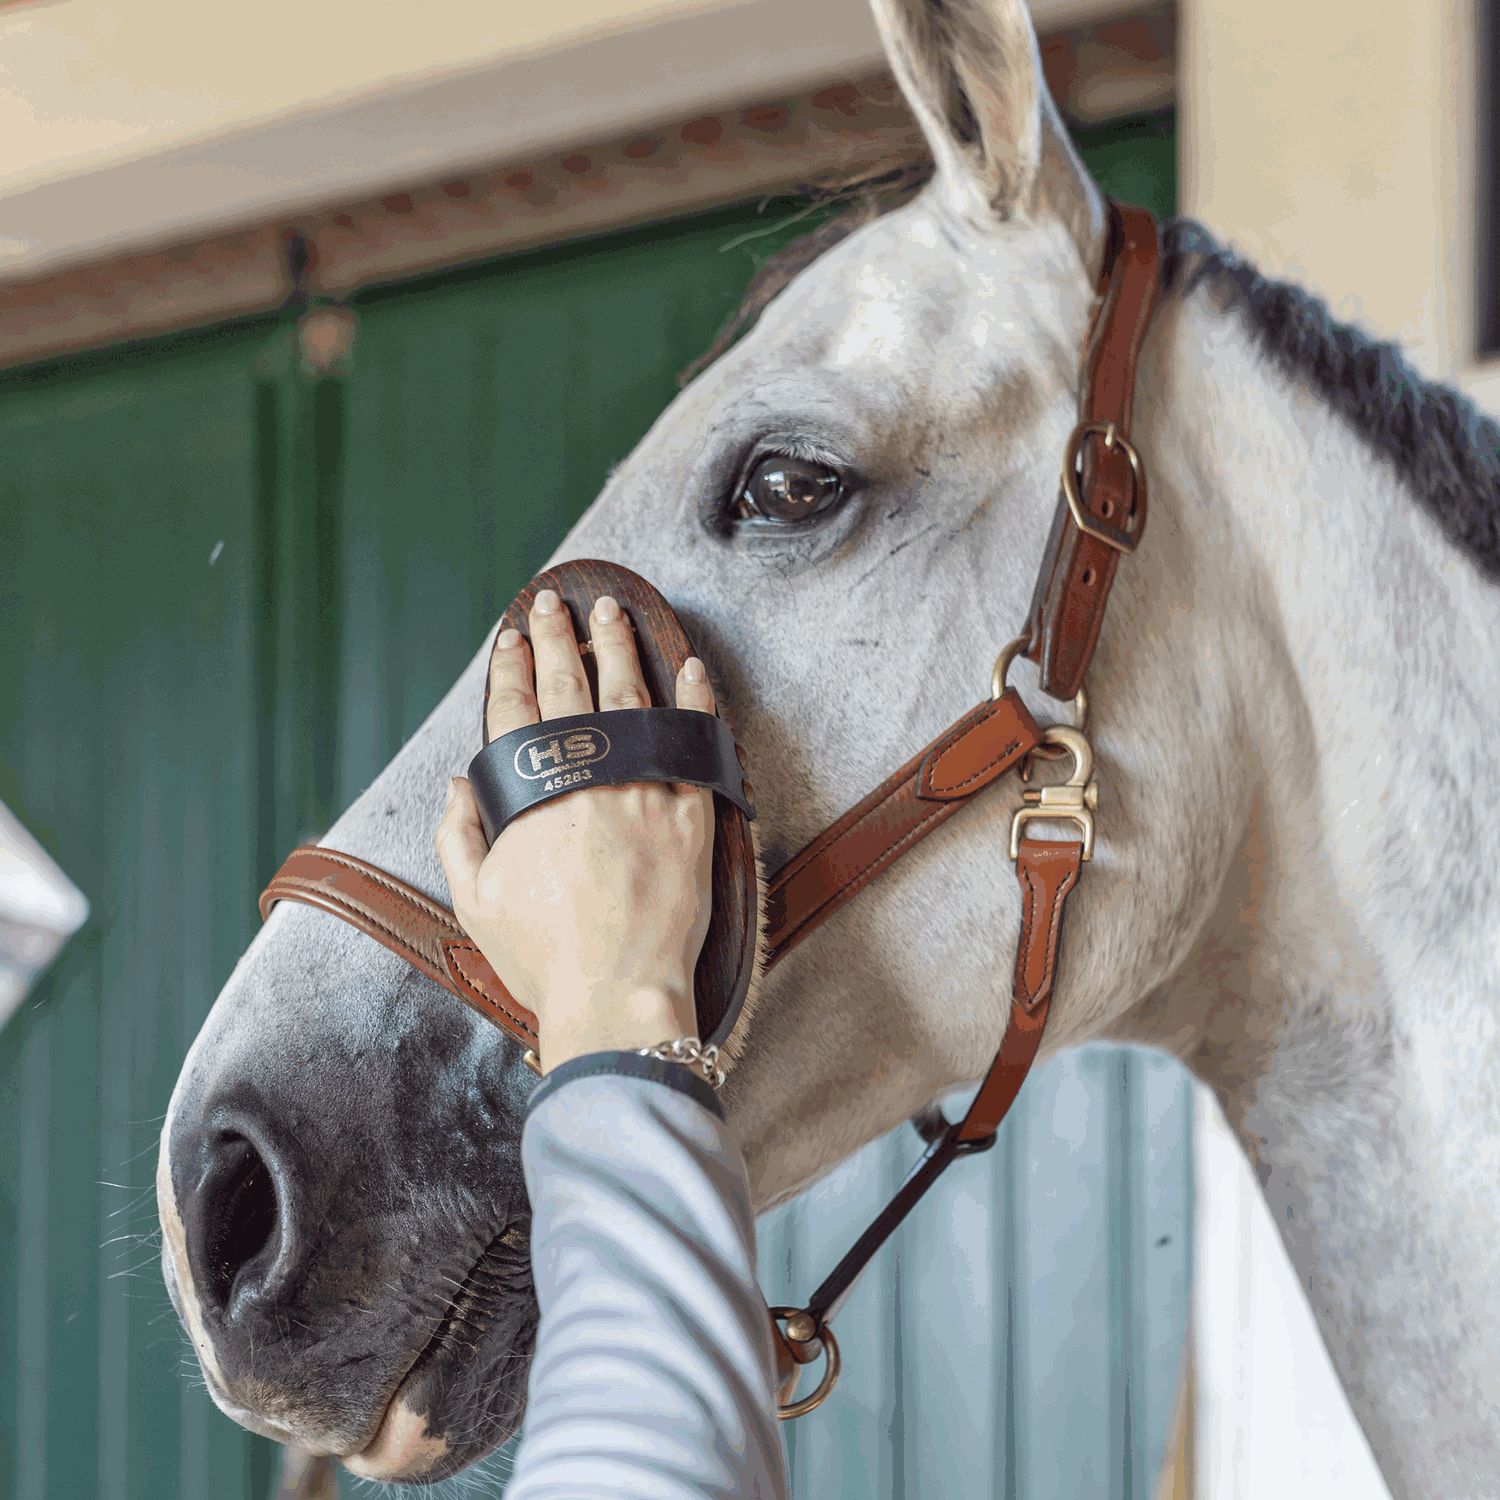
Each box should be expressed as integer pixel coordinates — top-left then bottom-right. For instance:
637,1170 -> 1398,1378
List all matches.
1191,1084 -> 1392,1498
0,798 -> 89,1028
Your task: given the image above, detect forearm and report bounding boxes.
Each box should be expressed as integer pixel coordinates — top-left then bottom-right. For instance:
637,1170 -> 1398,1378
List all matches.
505,1056 -> 788,1500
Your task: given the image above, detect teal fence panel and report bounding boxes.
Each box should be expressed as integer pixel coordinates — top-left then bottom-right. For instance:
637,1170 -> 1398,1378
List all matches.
0,322 -> 285,1500
1,116 -> 1182,1500
759,1048 -> 1193,1499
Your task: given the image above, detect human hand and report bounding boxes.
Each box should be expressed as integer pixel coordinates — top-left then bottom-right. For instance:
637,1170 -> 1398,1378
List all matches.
435,589 -> 716,1072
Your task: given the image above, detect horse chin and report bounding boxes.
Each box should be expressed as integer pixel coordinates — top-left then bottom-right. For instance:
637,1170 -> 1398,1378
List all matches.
344,1398 -> 452,1482
340,1330 -> 532,1484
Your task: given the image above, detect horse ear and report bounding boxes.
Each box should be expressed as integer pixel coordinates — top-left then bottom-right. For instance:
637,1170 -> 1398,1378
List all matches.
872,0 -> 1106,277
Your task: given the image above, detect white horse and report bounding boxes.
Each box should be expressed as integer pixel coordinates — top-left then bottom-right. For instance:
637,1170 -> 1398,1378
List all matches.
157,0 -> 1500,1490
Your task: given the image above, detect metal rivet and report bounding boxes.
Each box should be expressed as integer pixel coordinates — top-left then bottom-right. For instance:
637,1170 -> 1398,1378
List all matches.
784,1312 -> 816,1344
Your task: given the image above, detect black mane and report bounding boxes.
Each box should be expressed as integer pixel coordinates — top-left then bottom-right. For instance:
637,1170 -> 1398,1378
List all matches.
1163,218 -> 1500,581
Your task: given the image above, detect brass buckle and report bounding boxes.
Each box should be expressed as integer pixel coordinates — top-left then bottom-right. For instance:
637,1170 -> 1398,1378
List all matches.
771,1307 -> 842,1419
1061,420 -> 1144,554
1009,725 -> 1098,861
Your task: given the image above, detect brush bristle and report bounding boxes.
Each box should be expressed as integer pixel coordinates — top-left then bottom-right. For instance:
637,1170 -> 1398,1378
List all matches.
719,815 -> 772,1073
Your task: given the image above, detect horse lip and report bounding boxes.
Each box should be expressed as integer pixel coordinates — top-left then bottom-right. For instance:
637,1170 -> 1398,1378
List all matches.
343,1221 -> 526,1478
340,1294 -> 452,1472
339,1318 -> 448,1477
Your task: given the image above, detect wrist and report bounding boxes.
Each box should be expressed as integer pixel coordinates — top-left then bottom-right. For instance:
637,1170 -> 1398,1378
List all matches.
539,983 -> 694,1072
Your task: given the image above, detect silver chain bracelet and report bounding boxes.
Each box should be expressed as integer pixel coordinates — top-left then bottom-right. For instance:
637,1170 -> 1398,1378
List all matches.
637,1036 -> 725,1090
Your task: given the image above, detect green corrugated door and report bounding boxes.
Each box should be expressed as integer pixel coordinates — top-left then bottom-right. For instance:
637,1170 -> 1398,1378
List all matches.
1,121 -> 1180,1500
0,322 -> 282,1500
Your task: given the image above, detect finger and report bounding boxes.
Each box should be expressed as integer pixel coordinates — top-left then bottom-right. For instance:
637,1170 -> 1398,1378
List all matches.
530,589 -> 594,720
675,656 -> 716,716
590,595 -> 651,712
486,628 -> 540,742
674,657 -> 719,800
434,777 -> 489,914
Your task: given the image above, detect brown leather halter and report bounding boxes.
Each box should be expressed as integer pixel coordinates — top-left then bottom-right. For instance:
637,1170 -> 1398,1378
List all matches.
260,197 -> 1163,1416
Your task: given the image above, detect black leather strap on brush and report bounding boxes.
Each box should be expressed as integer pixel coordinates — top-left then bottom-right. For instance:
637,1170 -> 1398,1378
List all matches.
467,707 -> 757,846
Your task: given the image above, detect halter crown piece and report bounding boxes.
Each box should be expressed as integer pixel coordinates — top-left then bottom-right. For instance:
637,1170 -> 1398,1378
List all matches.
258,198 -> 1165,1419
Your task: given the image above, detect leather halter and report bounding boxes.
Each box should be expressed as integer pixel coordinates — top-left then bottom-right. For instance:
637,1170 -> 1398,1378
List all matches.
259,196 -> 1164,1411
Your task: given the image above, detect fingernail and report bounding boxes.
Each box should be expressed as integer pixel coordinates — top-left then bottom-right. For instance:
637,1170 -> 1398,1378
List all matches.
497,628 -> 521,649
534,589 -> 559,615
683,657 -> 706,684
594,595 -> 620,623
446,777 -> 460,805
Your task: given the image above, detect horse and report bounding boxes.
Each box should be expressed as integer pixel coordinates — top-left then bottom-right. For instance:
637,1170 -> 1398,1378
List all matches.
156,0 -> 1500,1490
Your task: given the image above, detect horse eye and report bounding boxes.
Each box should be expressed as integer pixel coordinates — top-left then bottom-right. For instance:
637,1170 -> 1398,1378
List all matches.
739,455 -> 844,523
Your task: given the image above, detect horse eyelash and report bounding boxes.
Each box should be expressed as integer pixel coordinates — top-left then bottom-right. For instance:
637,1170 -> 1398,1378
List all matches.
768,436 -> 848,467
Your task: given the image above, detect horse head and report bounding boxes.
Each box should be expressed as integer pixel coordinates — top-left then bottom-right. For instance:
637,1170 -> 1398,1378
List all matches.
158,0 -> 1500,1490
154,0 -> 1247,1479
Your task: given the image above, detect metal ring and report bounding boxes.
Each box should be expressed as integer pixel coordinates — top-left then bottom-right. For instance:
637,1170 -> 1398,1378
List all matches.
1061,420 -> 1144,554
993,634 -> 1089,761
1024,683 -> 1089,767
771,1308 -> 842,1420
990,634 -> 1033,701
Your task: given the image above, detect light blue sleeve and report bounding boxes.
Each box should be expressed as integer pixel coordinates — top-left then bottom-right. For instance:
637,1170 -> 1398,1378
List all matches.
504,1056 -> 789,1500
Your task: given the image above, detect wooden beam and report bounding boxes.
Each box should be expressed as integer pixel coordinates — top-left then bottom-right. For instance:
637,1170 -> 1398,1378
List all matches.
0,5 -> 1177,371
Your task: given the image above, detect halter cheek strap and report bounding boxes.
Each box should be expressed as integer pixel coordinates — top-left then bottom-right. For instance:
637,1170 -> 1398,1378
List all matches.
1024,201 -> 1163,699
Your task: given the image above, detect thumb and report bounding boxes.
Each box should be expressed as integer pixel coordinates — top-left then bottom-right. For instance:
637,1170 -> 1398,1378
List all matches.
435,777 -> 489,912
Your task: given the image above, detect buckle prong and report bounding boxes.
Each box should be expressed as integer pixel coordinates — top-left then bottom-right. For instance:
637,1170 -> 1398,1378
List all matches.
1062,420 -> 1145,554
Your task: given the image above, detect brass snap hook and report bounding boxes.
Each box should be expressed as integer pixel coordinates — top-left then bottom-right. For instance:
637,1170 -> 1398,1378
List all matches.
1021,682 -> 1088,772
1010,725 -> 1098,861
771,1307 -> 842,1419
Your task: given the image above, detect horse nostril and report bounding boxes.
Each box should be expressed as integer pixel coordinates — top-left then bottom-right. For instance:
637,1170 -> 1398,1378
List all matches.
198,1136 -> 280,1315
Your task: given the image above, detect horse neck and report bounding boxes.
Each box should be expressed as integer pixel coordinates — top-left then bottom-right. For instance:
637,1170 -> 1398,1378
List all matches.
1149,290 -> 1500,1495
1162,292 -> 1500,1006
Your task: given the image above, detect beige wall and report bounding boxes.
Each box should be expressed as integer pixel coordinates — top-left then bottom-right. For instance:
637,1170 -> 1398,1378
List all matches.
1181,0 -> 1499,409
0,0 -> 1111,283
0,0 -> 734,195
